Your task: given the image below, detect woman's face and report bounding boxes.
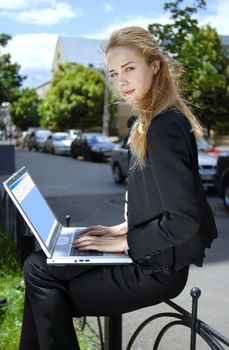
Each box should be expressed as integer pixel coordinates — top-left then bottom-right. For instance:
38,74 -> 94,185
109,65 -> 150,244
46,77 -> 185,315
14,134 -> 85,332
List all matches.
107,46 -> 158,103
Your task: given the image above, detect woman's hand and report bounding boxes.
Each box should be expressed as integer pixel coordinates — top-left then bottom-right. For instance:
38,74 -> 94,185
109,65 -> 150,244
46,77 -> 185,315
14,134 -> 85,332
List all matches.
73,234 -> 128,253
77,222 -> 128,238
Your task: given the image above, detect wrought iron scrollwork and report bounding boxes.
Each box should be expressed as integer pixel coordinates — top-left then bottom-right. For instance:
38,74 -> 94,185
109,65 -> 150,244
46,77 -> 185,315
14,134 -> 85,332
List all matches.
126,287 -> 229,350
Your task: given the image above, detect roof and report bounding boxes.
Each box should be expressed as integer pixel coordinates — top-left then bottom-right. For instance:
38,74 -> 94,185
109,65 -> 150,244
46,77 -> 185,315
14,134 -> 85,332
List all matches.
220,35 -> 229,47
57,36 -> 105,69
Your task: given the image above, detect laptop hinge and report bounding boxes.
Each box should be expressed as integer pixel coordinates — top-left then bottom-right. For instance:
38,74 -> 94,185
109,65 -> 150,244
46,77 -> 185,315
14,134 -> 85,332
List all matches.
47,223 -> 62,255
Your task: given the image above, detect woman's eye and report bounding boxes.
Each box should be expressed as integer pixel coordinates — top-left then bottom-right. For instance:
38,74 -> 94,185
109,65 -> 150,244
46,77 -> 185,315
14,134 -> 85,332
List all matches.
126,66 -> 134,72
110,72 -> 118,78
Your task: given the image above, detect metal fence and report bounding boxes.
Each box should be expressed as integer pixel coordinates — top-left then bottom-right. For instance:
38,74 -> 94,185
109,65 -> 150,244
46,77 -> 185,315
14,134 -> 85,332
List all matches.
0,188 -> 35,265
0,138 -> 16,146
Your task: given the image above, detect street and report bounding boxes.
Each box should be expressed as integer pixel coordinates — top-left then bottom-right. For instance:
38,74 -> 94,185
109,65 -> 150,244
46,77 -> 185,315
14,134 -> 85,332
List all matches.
15,148 -> 125,227
14,148 -> 229,349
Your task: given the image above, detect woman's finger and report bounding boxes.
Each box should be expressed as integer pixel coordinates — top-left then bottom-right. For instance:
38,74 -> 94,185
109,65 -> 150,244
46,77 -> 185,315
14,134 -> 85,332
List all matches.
78,225 -> 108,236
74,235 -> 115,245
73,235 -> 127,253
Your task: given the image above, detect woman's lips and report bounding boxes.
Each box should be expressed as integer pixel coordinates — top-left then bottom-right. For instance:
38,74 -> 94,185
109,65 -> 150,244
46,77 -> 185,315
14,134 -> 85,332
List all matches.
123,89 -> 135,97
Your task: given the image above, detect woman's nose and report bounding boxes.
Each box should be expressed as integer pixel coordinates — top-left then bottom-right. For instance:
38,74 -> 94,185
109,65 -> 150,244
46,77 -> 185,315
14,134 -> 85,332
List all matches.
116,78 -> 127,86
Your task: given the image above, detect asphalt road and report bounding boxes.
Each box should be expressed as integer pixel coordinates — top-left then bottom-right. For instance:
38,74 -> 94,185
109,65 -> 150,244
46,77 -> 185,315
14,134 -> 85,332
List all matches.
9,149 -> 229,349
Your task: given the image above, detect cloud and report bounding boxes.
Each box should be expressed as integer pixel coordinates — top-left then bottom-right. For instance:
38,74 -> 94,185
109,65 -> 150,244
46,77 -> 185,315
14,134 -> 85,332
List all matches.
198,0 -> 229,35
0,0 -> 28,10
103,3 -> 115,13
1,33 -> 58,87
85,14 -> 172,39
86,1 -> 229,41
2,33 -> 58,69
17,3 -> 78,25
0,1 -> 81,26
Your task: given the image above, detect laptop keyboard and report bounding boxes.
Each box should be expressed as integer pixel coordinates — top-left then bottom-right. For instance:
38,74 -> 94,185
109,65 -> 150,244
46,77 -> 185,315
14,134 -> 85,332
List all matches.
70,246 -> 103,256
70,230 -> 103,256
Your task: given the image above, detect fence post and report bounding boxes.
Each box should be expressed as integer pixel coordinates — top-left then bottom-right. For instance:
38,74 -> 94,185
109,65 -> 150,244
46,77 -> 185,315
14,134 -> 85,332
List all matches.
190,287 -> 201,350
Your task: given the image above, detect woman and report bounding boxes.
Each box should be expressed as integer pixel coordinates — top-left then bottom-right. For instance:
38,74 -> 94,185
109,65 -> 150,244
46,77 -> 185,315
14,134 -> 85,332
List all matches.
19,26 -> 217,350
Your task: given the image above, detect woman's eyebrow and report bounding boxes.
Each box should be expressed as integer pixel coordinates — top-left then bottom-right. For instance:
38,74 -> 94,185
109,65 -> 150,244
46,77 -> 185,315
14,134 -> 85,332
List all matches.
109,61 -> 135,73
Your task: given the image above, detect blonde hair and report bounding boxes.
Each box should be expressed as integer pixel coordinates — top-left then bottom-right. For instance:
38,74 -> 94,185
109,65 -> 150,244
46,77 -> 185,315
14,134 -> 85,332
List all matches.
104,26 -> 203,166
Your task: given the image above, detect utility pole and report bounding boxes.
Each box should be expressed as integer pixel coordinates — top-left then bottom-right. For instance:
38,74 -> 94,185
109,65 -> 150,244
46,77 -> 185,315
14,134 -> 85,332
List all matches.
102,76 -> 110,136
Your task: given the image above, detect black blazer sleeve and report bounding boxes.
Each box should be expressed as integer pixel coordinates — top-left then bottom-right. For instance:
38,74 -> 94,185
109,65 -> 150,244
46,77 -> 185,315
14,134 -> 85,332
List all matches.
127,115 -> 201,260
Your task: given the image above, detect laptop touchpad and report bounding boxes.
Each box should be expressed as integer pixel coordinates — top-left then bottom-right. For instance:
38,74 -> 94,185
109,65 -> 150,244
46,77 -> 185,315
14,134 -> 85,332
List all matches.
56,236 -> 70,246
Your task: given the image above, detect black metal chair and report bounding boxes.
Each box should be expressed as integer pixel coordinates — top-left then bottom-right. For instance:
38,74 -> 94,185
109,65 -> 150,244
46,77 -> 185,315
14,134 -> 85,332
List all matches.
79,287 -> 229,350
126,287 -> 229,350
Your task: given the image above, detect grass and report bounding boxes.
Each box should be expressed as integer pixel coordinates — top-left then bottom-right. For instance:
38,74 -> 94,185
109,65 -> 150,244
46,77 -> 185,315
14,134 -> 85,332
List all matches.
0,228 -> 24,350
0,272 -> 24,350
0,229 -> 100,349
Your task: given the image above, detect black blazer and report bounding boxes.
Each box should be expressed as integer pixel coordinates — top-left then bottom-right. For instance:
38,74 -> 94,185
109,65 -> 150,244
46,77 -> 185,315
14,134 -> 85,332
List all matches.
127,109 -> 218,272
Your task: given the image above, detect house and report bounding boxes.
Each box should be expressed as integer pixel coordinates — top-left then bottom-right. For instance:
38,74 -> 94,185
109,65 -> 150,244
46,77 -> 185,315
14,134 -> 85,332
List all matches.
221,35 -> 229,52
52,36 -> 105,72
36,81 -> 51,99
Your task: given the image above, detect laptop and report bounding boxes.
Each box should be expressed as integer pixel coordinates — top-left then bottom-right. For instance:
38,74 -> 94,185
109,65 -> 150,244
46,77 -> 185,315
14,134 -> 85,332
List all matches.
3,167 -> 132,265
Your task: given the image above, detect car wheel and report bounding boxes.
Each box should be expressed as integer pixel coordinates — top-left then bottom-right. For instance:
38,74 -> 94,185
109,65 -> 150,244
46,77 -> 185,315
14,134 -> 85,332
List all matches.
52,147 -> 55,155
85,153 -> 94,162
223,181 -> 229,212
113,164 -> 124,184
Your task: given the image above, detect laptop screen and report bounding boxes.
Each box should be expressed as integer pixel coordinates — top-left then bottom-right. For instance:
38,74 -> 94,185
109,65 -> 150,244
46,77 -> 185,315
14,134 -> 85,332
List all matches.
7,169 -> 57,246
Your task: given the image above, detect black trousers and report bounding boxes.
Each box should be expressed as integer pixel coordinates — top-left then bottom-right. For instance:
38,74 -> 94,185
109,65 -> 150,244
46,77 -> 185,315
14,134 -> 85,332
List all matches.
19,250 -> 189,350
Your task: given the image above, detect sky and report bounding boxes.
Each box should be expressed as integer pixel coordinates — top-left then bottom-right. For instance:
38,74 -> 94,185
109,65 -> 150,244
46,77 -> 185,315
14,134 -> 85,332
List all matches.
1,0 -> 229,88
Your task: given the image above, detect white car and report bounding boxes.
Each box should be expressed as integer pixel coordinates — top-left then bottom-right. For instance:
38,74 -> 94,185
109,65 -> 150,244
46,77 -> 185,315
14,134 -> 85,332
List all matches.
43,132 -> 73,155
198,152 -> 217,188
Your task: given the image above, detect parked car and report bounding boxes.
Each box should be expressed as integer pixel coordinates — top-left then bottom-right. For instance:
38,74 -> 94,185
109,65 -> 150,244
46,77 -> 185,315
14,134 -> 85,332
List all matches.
67,129 -> 81,139
71,133 -> 116,161
214,152 -> 229,212
43,132 -> 73,155
110,141 -> 129,184
198,152 -> 217,188
111,143 -> 218,188
28,129 -> 52,151
197,137 -> 220,157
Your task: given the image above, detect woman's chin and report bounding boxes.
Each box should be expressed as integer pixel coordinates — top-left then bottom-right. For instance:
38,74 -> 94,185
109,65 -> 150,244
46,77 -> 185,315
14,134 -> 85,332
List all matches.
124,95 -> 136,104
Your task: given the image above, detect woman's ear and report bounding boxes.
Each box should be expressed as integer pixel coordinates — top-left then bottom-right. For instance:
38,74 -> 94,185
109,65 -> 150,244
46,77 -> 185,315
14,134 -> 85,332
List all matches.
152,59 -> 161,75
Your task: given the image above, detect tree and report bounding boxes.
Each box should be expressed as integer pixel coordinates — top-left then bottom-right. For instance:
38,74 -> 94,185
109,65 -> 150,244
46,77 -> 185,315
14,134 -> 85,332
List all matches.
0,34 -> 24,105
180,26 -> 229,133
39,63 -> 105,131
149,0 -> 206,58
10,88 -> 40,130
148,0 -> 229,133
0,34 -> 11,47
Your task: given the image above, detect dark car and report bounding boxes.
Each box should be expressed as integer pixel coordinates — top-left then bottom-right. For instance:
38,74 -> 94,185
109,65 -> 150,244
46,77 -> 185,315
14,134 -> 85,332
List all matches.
214,152 -> 229,212
70,133 -> 116,161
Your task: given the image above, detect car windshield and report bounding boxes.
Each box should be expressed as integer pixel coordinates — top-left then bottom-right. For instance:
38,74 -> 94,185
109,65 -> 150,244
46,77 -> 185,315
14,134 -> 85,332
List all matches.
87,135 -> 111,144
36,130 -> 51,137
53,135 -> 71,141
197,138 -> 212,150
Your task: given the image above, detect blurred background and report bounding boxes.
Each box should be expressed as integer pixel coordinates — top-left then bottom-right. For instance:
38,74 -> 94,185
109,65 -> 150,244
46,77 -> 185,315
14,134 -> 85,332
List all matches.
0,1 -> 229,349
